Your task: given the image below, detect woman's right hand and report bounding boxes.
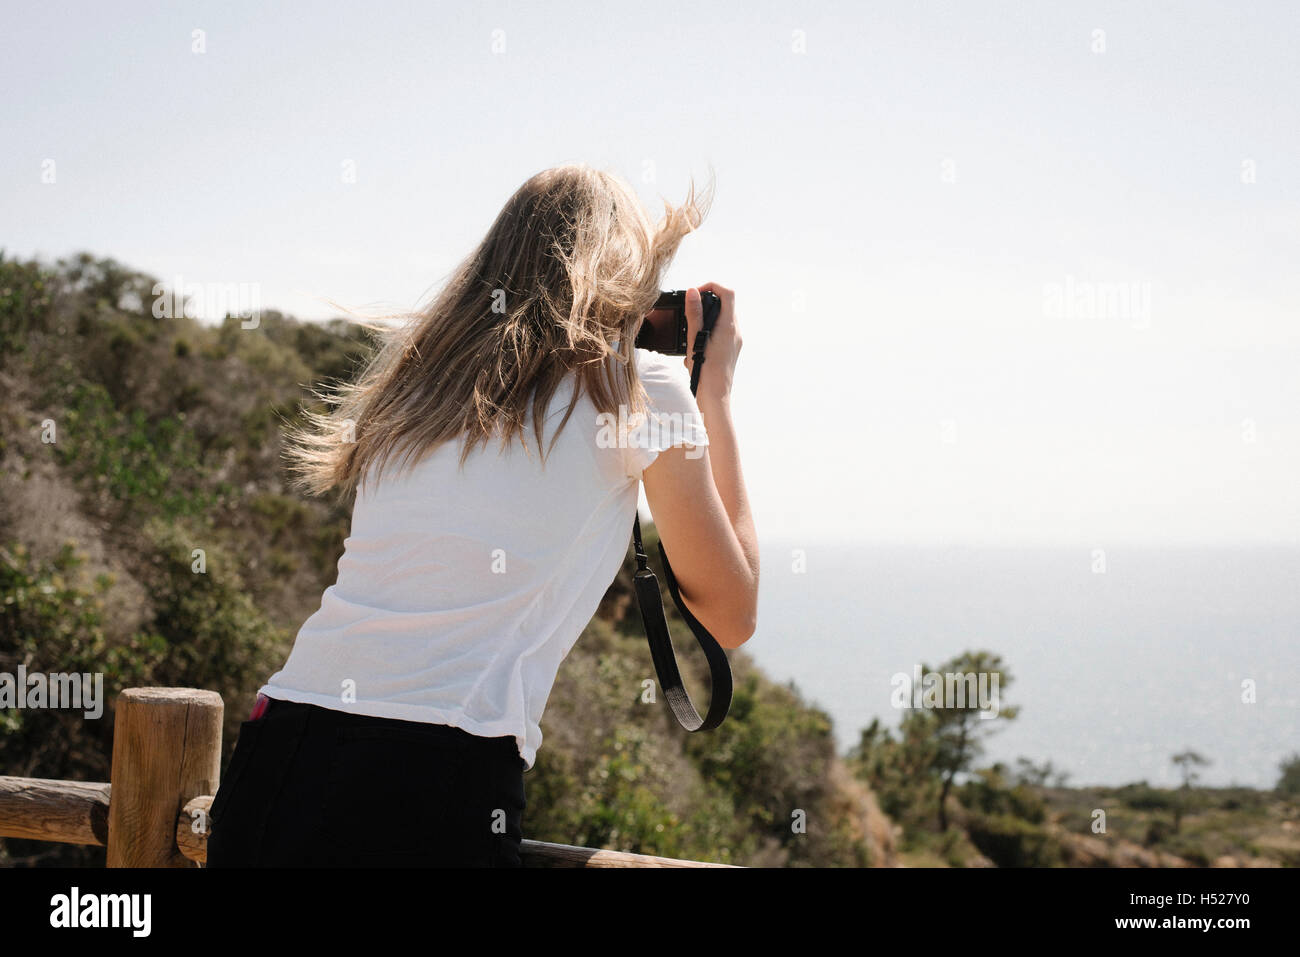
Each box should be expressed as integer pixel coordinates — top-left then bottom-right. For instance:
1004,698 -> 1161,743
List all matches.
644,280 -> 758,649
683,283 -> 741,399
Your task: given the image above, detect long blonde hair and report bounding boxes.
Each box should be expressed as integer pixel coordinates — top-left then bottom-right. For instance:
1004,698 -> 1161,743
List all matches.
285,163 -> 712,498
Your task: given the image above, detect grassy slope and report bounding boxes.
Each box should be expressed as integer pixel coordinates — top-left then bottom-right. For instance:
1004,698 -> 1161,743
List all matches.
1040,785 -> 1300,867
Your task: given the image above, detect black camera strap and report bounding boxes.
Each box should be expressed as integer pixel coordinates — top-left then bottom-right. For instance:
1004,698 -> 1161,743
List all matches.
630,312 -> 733,732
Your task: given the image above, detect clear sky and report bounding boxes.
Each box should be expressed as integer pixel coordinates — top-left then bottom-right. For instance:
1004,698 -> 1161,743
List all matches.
4,0 -> 1297,546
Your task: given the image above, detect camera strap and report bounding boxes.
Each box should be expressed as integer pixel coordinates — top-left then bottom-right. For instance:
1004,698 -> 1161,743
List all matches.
629,319 -> 733,732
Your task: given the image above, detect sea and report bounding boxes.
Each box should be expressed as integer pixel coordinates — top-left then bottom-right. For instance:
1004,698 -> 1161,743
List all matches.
745,543 -> 1299,789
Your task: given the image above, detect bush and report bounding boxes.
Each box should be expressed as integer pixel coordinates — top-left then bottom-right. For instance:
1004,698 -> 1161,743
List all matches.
959,767 -> 1048,824
966,812 -> 1064,867
0,542 -> 159,782
1115,783 -> 1178,811
135,520 -> 288,746
1144,818 -> 1174,846
0,254 -> 55,358
1277,754 -> 1300,796
48,381 -> 214,522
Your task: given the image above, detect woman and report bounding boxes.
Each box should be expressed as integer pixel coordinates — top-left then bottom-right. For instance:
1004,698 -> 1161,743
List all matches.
205,163 -> 759,867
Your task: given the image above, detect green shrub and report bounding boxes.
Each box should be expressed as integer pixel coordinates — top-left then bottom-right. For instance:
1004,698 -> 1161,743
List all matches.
0,542 -> 159,780
1277,754 -> 1300,796
959,767 -> 1048,824
49,381 -> 214,522
966,812 -> 1064,867
1115,783 -> 1178,811
0,254 -> 55,358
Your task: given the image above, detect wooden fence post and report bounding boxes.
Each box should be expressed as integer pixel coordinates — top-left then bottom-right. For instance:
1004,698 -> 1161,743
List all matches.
106,687 -> 224,867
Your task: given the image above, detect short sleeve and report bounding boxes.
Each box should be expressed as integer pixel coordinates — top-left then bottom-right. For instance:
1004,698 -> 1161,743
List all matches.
619,349 -> 710,481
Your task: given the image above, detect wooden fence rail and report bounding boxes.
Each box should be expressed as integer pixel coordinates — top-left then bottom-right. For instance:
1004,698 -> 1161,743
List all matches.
0,687 -> 733,868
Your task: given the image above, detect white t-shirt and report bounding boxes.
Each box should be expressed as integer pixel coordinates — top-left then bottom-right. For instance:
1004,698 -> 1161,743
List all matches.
258,348 -> 708,770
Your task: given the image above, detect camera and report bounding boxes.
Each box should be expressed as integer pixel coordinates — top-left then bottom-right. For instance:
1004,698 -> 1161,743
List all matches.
634,290 -> 722,355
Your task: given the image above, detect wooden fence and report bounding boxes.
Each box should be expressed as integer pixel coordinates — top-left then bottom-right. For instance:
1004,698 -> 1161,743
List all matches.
0,687 -> 732,868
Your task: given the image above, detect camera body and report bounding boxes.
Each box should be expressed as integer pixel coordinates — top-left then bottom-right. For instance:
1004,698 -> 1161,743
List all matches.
634,290 -> 722,355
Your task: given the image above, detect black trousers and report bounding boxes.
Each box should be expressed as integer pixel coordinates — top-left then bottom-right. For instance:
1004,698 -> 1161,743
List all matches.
205,698 -> 526,867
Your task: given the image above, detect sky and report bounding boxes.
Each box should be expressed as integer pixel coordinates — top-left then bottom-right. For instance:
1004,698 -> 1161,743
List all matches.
3,0 -> 1297,547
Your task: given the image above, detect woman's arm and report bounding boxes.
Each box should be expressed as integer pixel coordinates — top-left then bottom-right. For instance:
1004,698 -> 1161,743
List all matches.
642,284 -> 758,648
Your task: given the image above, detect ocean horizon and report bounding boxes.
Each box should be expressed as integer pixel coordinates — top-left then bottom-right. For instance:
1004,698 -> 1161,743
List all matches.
746,542 -> 1300,790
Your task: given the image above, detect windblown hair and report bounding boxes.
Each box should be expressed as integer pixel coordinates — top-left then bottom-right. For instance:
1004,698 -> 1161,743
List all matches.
284,163 -> 711,498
